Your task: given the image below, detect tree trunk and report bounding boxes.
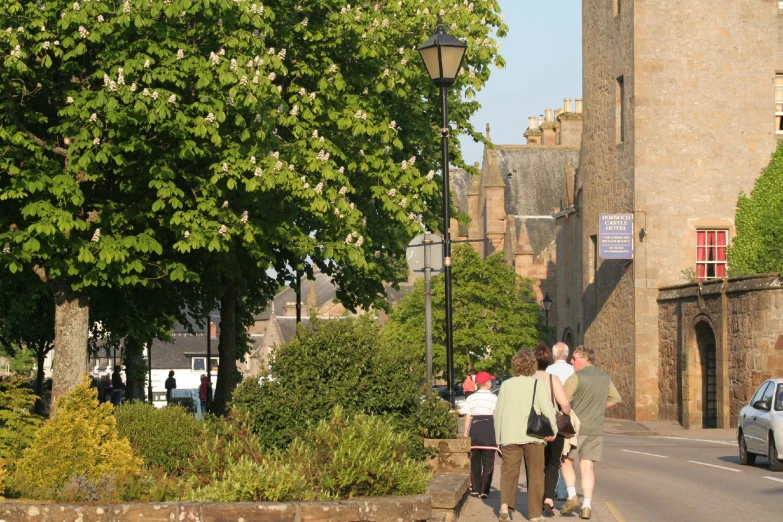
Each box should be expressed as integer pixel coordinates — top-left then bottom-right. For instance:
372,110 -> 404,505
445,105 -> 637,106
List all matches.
123,336 -> 146,401
211,277 -> 237,416
49,282 -> 90,413
33,341 -> 46,415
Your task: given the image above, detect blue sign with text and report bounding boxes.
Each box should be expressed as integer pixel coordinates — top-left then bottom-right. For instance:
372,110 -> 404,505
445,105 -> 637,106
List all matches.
599,213 -> 633,259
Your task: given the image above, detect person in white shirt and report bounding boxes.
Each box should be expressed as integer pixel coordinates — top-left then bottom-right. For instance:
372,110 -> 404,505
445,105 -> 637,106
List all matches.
546,342 -> 574,385
461,371 -> 499,499
545,342 -> 574,502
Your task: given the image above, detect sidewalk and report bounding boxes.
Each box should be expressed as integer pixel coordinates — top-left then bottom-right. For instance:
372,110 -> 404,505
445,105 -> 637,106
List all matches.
457,453 -> 605,522
603,418 -> 736,443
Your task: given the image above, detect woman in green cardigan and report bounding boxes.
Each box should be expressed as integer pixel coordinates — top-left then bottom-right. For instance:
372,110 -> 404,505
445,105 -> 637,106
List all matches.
494,349 -> 558,522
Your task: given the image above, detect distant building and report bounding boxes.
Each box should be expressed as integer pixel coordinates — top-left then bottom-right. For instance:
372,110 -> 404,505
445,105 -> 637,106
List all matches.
450,100 -> 583,331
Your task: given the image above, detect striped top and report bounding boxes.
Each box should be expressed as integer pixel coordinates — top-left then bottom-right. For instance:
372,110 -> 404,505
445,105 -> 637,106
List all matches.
460,390 -> 497,416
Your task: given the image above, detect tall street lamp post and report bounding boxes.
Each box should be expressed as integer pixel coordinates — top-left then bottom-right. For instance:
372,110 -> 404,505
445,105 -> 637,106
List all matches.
542,292 -> 553,327
418,18 -> 467,410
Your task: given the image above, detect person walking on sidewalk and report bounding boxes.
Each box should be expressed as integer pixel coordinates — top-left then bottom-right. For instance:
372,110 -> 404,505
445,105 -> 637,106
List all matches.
495,350 -> 558,522
461,371 -> 500,499
463,369 -> 477,398
534,344 -> 572,517
546,341 -> 574,500
546,342 -> 574,386
560,346 -> 622,520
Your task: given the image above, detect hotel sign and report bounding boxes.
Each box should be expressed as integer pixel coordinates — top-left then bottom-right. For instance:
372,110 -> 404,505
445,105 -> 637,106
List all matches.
599,213 -> 633,259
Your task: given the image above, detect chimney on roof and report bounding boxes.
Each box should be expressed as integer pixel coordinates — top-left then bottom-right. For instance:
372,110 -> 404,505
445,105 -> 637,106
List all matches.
575,98 -> 583,114
209,321 -> 217,338
284,301 -> 297,316
564,98 -> 572,113
541,108 -> 557,145
524,115 -> 542,145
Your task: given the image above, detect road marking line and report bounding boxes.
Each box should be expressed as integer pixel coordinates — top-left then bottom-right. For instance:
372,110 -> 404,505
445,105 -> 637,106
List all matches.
621,449 -> 669,458
650,436 -> 736,446
605,502 -> 628,522
687,460 -> 741,472
762,476 -> 783,484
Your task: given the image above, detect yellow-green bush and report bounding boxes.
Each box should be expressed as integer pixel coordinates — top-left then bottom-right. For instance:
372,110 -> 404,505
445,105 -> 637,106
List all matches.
0,459 -> 7,498
12,376 -> 140,500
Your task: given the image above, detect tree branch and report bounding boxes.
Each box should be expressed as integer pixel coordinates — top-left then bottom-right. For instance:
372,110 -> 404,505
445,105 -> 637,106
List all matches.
19,124 -> 68,156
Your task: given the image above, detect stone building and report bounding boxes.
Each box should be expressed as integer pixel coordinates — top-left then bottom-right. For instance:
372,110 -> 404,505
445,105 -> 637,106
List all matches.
555,0 -> 783,423
450,100 -> 583,320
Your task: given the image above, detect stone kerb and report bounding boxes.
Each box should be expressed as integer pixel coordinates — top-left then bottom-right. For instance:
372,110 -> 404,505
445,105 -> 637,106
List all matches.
0,496 -> 432,522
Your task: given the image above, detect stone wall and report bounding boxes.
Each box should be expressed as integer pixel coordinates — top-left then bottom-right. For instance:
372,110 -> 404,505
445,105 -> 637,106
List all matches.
658,274 -> 783,428
577,0 -> 637,420
0,496 -> 432,522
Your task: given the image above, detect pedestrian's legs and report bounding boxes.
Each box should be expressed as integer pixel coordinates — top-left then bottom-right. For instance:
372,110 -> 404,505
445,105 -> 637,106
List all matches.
543,435 -> 565,506
522,443 -> 545,520
499,445 -> 524,513
480,449 -> 495,495
470,450 -> 482,495
556,470 -> 568,499
561,456 -> 577,498
580,458 -> 595,498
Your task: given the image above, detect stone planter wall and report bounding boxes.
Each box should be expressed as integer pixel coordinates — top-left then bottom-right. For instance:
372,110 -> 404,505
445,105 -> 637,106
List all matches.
0,496 -> 431,522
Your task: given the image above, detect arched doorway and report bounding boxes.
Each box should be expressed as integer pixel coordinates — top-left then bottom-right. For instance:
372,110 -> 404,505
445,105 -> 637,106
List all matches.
695,321 -> 718,428
562,329 -> 574,349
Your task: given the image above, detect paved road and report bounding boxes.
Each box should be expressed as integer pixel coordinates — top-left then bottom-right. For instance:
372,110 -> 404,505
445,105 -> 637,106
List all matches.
592,434 -> 782,522
457,431 -> 782,522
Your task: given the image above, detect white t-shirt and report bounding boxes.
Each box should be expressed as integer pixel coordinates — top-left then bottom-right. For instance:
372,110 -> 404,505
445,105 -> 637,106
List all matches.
546,360 -> 575,386
460,389 -> 498,416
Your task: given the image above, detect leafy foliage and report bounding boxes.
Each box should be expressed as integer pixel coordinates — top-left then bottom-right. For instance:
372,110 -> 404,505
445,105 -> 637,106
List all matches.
0,0 -> 507,404
114,402 -> 204,473
187,408 -> 431,502
232,315 -> 456,455
0,376 -> 42,463
728,141 -> 783,275
11,376 -> 140,499
384,245 -> 544,377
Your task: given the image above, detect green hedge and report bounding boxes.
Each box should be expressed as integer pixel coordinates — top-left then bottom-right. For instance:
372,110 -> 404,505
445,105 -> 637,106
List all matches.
231,315 -> 457,457
115,402 -> 204,473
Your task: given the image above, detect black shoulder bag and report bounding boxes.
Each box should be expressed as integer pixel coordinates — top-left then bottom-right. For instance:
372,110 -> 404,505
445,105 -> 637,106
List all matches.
526,380 -> 555,439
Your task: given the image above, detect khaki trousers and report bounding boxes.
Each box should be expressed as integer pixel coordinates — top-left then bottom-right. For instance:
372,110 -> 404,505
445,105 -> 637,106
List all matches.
500,443 -> 545,519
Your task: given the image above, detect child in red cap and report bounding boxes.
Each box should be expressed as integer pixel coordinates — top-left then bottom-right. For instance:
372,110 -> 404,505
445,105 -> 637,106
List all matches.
460,371 -> 500,499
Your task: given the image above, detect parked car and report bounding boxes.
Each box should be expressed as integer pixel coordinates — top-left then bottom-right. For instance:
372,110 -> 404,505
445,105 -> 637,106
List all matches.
168,388 -> 204,420
738,378 -> 783,471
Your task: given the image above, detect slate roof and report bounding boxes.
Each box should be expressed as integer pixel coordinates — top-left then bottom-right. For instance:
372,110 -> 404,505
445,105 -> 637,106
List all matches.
512,217 -> 556,258
497,147 -> 579,217
255,270 -> 338,321
148,332 -> 261,370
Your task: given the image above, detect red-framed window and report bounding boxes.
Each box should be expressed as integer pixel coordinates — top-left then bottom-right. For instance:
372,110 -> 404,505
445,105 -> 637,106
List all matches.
696,230 -> 727,281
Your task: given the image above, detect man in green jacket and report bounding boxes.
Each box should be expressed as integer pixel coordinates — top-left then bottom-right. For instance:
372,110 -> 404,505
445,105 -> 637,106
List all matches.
560,345 -> 621,520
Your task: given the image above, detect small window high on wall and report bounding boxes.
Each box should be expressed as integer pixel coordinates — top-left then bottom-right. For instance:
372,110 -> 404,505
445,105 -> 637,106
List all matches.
696,230 -> 727,280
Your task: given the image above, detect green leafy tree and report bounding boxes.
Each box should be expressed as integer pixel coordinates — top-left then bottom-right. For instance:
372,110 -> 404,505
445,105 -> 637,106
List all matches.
728,141 -> 783,275
0,273 -> 54,413
384,245 -> 544,377
1,0 -> 506,407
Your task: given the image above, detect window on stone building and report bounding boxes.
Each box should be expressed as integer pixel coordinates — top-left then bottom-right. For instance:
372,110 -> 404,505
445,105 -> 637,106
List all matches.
775,74 -> 783,134
696,230 -> 727,281
614,0 -> 621,17
589,235 -> 598,283
616,76 -> 625,144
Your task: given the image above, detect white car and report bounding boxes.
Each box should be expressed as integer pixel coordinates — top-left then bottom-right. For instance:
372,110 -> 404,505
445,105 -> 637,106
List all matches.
738,378 -> 783,471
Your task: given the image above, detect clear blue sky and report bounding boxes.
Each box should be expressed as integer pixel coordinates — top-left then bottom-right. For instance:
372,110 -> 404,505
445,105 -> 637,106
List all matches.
459,1 -> 582,167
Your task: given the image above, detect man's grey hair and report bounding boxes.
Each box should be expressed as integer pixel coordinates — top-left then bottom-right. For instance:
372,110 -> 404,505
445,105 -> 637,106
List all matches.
552,342 -> 569,360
